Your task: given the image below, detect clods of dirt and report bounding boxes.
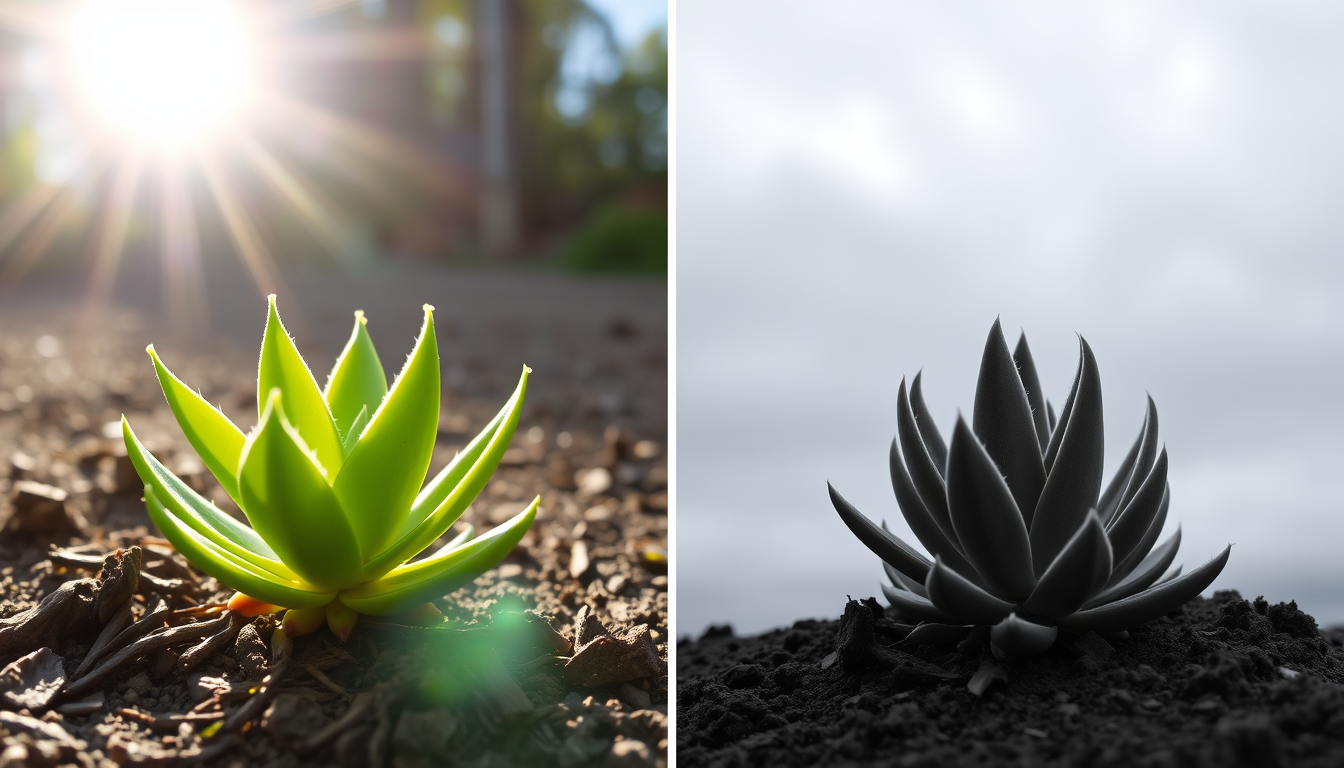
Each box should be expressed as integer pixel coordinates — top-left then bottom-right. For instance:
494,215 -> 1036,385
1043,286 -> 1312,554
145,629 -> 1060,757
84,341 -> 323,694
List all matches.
678,592 -> 1344,767
0,276 -> 668,767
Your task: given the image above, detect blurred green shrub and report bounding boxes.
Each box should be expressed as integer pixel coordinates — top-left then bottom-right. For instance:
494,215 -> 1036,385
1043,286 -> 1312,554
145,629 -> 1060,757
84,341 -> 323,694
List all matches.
561,204 -> 666,275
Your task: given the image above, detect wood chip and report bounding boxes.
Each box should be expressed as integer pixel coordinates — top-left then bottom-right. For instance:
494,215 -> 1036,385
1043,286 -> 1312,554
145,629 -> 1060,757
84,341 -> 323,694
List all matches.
0,647 -> 66,710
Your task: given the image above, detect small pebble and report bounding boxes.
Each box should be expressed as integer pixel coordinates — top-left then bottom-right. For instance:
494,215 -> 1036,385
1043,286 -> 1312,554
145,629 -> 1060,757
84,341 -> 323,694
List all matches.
576,467 -> 613,497
619,682 -> 651,710
570,542 -> 591,580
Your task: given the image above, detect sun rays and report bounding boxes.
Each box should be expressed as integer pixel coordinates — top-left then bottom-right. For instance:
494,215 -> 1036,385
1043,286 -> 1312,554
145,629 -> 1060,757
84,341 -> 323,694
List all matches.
0,0 -> 475,332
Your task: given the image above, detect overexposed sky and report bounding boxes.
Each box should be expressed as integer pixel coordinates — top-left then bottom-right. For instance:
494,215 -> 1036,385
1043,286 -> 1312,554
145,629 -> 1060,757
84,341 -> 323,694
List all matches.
678,1 -> 1344,637
587,0 -> 667,48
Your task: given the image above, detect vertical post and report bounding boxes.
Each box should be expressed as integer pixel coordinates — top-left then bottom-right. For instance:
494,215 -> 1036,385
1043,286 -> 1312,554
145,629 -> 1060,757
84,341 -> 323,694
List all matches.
477,0 -> 517,258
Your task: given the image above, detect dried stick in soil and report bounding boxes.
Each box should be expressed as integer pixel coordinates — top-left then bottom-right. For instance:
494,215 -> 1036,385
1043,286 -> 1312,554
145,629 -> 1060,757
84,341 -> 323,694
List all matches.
62,610 -> 234,698
70,597 -> 134,679
71,598 -> 169,679
0,579 -> 97,656
177,611 -> 246,673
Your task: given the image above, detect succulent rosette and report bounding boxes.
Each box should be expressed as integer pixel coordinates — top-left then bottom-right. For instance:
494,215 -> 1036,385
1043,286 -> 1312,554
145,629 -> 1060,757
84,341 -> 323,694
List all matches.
122,296 -> 538,639
830,320 -> 1230,659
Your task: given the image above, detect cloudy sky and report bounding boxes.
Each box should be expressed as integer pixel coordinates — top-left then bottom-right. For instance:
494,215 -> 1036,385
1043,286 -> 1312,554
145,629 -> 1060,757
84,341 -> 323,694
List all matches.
677,1 -> 1344,637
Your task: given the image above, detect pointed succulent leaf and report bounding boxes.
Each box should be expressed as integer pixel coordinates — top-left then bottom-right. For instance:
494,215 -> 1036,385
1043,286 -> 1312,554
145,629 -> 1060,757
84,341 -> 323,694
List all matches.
1098,407 -> 1147,524
238,391 -> 364,591
364,368 -> 529,577
147,346 -> 246,503
1023,510 -> 1112,618
972,319 -> 1047,524
897,379 -> 955,544
881,582 -> 953,624
1084,528 -> 1182,610
1157,565 -> 1182,584
909,372 -> 947,475
1012,333 -> 1051,451
257,295 -> 344,476
404,390 -> 511,535
357,498 -> 537,592
1041,350 -> 1081,472
1105,448 -> 1168,567
333,305 -> 440,556
123,417 -> 288,575
925,557 -> 1016,625
883,559 -> 928,597
946,416 -> 1036,599
339,498 -> 538,615
829,483 -> 931,583
1116,395 -> 1161,516
144,487 -> 333,609
902,623 -> 974,647
890,439 -> 972,571
1110,483 -> 1170,584
990,613 -> 1058,660
323,311 -> 388,438
439,524 -> 474,552
341,405 -> 369,456
1057,545 -> 1231,634
1030,337 -> 1104,575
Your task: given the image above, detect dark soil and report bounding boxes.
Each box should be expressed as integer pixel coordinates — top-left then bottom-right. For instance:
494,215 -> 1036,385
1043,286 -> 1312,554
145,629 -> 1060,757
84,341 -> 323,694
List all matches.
678,593 -> 1344,767
0,269 -> 668,767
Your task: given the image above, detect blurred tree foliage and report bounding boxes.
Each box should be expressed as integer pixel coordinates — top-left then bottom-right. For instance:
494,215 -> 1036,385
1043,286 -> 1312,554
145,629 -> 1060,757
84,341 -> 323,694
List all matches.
514,2 -> 667,232
332,0 -> 668,268
458,0 -> 666,271
559,201 -> 666,275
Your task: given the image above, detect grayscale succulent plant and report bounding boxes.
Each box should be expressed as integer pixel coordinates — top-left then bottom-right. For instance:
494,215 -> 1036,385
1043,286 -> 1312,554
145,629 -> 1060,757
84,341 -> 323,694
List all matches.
829,319 -> 1231,660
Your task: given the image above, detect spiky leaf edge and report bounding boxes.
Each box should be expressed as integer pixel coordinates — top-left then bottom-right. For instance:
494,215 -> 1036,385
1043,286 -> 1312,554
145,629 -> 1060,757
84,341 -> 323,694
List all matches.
362,366 -> 530,577
147,346 -> 246,505
341,498 -> 539,615
122,416 -> 289,576
1057,545 -> 1232,634
333,305 -> 440,556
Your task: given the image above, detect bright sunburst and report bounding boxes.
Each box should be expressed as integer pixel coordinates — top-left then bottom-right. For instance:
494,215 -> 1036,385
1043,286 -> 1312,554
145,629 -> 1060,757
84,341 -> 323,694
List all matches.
0,0 -> 653,336
0,0 -> 447,332
65,0 -> 259,148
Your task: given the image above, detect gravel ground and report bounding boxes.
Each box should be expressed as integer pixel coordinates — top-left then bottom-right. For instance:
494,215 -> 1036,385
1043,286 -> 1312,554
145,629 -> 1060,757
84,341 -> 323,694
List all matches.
0,265 -> 668,767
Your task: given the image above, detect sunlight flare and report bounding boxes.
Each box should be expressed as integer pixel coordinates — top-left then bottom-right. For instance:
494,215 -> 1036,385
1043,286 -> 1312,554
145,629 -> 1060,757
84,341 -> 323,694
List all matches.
64,0 -> 259,147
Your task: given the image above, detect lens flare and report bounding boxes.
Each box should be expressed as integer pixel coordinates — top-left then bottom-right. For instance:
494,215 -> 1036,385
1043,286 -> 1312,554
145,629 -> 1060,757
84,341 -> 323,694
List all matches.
65,0 -> 257,148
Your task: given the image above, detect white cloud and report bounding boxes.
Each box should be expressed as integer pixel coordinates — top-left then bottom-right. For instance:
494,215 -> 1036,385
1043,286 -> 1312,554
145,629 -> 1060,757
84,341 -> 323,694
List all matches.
678,1 -> 1344,637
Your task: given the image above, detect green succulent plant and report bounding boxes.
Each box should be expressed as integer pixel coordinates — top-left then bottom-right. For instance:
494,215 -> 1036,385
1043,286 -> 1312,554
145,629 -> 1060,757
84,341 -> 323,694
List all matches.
122,296 -> 538,639
829,319 -> 1230,659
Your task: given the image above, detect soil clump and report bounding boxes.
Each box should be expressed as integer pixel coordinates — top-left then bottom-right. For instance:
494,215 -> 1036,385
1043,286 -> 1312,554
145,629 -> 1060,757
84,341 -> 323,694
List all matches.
679,593 -> 1344,767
